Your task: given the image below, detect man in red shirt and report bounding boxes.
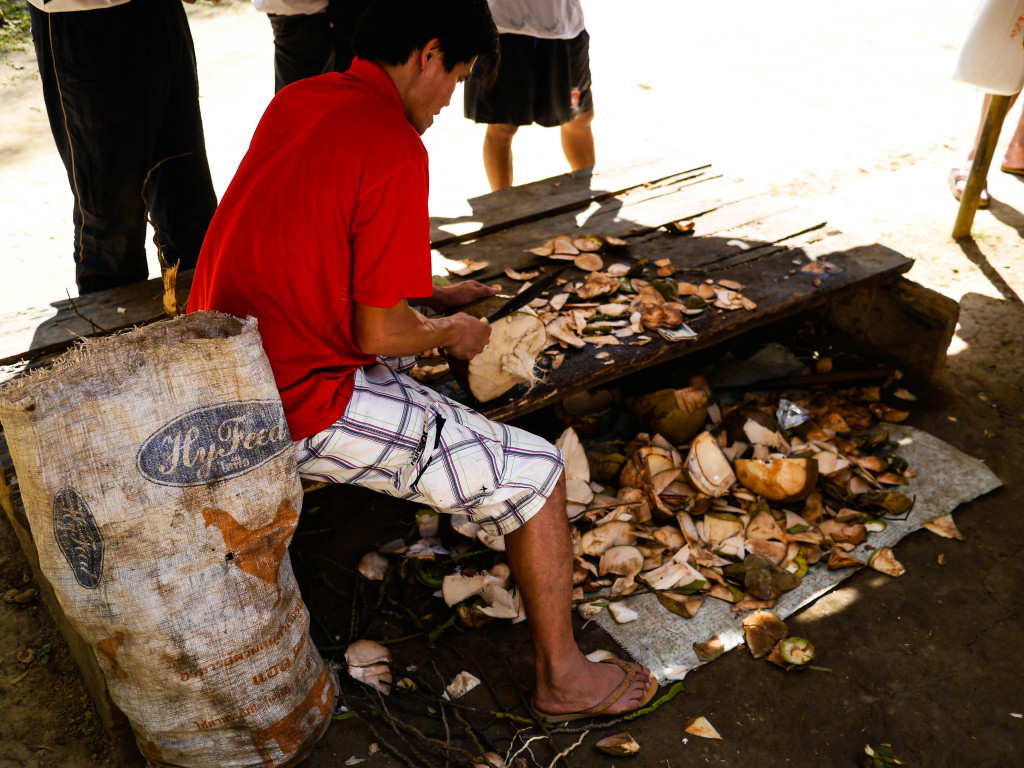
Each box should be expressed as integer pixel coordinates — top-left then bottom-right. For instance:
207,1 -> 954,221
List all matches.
190,0 -> 654,721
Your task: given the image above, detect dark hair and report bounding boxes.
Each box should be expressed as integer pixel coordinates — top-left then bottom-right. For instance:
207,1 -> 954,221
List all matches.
352,0 -> 499,74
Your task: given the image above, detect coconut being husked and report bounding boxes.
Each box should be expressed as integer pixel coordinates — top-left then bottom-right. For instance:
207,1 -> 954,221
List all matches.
447,297 -> 547,402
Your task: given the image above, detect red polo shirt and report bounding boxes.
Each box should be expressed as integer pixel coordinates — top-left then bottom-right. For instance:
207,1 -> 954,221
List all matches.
190,59 -> 434,440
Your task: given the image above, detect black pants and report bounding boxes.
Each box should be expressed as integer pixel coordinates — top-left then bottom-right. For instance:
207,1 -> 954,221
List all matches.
30,0 -> 217,294
268,1 -> 372,92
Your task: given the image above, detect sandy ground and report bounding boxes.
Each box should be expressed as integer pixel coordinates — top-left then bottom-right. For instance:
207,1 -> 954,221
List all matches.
2,1 -> 1023,766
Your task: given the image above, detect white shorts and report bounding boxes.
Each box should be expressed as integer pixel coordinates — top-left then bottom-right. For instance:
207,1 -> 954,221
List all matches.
293,363 -> 564,536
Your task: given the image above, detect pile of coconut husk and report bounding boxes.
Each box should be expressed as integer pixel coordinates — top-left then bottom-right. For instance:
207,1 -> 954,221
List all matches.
349,366 -> 957,647
418,232 -> 759,395
562,379 -> 936,629
517,233 -> 757,351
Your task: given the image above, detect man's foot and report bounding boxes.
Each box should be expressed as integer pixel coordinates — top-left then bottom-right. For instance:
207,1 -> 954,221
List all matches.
531,655 -> 656,723
949,167 -> 990,208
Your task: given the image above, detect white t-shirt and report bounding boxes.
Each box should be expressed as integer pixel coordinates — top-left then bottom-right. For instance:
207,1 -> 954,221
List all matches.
27,0 -> 132,11
252,0 -> 327,14
487,0 -> 584,40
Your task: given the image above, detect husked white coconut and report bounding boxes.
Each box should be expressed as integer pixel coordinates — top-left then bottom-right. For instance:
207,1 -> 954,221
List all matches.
461,308 -> 547,402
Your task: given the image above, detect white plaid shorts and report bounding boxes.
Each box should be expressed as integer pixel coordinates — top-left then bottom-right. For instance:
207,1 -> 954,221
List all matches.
293,362 -> 565,536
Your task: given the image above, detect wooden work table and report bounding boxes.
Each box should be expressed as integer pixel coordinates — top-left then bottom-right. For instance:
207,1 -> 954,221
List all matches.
0,160 -> 946,398
0,160 -> 958,736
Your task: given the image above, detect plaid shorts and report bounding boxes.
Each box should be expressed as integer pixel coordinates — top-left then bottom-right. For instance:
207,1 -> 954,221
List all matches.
293,362 -> 565,536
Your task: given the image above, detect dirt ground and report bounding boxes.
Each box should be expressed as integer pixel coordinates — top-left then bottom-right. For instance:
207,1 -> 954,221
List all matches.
1,1 -> 1023,766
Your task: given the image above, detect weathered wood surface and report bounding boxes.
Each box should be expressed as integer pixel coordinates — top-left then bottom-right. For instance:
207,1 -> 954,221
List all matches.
423,166 -> 912,421
0,158 -> 702,367
428,156 -> 711,246
0,270 -> 194,368
0,161 -> 918,738
433,230 -> 913,423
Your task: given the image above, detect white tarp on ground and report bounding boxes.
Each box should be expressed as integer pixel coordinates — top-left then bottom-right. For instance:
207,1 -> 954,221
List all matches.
596,426 -> 1003,682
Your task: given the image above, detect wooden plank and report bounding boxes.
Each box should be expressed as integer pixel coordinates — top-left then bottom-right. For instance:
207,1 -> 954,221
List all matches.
431,231 -> 914,423
817,276 -> 959,382
436,175 -> 765,281
429,156 -> 711,245
0,270 -> 194,368
0,164 -> 715,366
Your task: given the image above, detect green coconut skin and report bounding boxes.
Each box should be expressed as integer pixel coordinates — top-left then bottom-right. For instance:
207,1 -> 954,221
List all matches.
779,637 -> 815,666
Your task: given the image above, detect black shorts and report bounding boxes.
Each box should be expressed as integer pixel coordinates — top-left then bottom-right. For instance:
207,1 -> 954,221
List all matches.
464,30 -> 593,128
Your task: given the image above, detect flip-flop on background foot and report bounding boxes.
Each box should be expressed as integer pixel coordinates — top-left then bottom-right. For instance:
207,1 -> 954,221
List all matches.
949,167 -> 990,208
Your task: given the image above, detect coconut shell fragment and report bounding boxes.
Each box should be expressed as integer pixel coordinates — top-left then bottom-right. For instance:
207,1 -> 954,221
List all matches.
345,639 -> 392,694
596,733 -> 641,756
685,432 -> 736,497
828,545 -> 865,570
742,610 -> 788,659
357,551 -> 389,581
767,636 -> 816,669
657,591 -> 704,619
869,546 -> 905,577
683,716 -> 722,739
923,513 -> 964,540
628,387 -> 708,445
693,636 -> 725,662
574,252 -> 604,272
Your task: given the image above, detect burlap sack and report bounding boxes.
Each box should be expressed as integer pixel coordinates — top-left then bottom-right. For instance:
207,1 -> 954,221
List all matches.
0,312 -> 337,767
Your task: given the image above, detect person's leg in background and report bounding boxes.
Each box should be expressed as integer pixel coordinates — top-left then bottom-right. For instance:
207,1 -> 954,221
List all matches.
560,108 -> 594,171
30,3 -> 160,294
482,122 -> 519,190
268,12 -> 335,92
146,0 -> 217,274
558,29 -> 595,173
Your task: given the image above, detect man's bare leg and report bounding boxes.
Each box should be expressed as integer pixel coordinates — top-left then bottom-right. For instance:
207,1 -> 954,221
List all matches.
560,109 -> 595,172
483,123 -> 518,191
504,472 -> 652,716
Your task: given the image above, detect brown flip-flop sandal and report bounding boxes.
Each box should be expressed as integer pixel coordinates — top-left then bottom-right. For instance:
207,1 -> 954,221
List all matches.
1000,164 -> 1024,177
949,167 -> 990,208
530,656 -> 659,724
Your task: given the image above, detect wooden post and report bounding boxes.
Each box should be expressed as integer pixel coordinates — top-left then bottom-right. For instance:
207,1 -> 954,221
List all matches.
953,94 -> 1013,239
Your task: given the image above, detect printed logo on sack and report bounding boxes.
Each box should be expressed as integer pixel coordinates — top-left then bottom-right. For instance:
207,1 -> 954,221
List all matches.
137,400 -> 292,486
53,488 -> 104,589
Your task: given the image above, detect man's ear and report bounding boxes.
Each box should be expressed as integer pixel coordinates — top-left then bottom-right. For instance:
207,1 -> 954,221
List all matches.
419,38 -> 444,70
